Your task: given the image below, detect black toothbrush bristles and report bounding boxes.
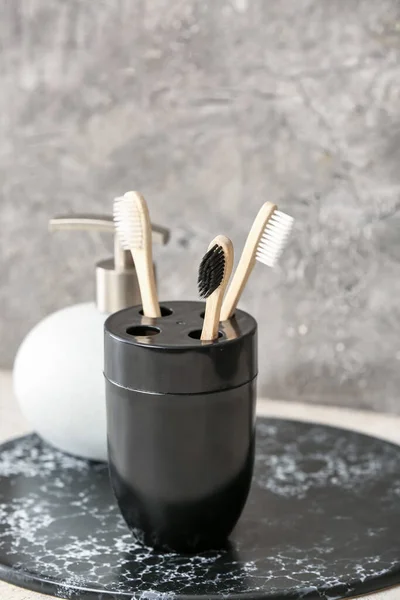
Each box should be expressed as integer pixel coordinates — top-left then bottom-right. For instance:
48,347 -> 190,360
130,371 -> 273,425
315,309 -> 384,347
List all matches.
198,244 -> 225,299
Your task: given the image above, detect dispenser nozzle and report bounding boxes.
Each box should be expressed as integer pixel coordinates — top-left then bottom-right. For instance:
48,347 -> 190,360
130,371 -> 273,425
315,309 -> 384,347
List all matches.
49,214 -> 169,314
48,214 -> 169,245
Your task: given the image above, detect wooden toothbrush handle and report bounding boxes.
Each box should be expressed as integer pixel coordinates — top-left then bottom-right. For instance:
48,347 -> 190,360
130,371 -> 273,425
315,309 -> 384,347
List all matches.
201,236 -> 234,341
220,202 -> 276,321
201,288 -> 224,341
126,191 -> 161,318
219,251 -> 256,322
135,253 -> 161,318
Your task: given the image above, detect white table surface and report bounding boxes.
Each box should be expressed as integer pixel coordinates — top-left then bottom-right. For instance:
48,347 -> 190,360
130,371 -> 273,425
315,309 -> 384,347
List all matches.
0,370 -> 399,600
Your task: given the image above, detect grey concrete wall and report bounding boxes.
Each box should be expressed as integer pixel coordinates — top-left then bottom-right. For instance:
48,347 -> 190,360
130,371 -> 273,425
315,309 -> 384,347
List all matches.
1,0 -> 400,412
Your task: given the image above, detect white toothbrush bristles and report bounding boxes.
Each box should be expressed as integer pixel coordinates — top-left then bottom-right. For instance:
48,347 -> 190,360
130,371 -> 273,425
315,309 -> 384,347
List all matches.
113,194 -> 144,250
255,210 -> 294,267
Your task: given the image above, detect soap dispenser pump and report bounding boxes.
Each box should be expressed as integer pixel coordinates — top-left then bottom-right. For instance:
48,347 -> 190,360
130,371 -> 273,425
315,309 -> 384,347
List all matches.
13,214 -> 169,462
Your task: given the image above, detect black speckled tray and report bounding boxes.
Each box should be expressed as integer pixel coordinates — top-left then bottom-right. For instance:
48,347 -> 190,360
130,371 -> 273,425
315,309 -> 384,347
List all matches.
1,418 -> 400,600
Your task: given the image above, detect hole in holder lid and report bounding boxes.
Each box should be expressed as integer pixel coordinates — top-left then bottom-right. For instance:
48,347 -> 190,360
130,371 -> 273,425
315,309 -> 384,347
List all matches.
188,329 -> 223,340
139,306 -> 173,317
126,325 -> 161,337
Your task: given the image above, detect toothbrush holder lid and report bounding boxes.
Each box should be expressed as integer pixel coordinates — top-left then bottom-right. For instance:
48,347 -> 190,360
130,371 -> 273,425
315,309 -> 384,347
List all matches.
104,300 -> 258,395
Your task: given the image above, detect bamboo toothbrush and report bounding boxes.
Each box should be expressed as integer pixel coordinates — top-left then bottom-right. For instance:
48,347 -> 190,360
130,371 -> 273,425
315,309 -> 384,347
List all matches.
198,235 -> 234,341
113,191 -> 161,318
220,202 -> 294,321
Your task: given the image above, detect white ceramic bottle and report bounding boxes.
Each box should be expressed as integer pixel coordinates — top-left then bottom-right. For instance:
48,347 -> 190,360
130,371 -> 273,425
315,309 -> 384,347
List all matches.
13,214 -> 169,462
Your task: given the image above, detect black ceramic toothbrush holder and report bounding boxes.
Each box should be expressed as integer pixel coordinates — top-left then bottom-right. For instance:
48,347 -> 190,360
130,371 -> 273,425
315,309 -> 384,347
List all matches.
104,300 -> 257,553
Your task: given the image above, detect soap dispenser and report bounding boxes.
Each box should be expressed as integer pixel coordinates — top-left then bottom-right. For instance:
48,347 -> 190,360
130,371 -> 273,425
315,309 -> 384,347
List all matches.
13,214 -> 169,462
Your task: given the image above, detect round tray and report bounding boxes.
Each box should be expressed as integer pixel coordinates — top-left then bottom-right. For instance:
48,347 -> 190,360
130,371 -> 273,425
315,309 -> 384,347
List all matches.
0,418 -> 400,599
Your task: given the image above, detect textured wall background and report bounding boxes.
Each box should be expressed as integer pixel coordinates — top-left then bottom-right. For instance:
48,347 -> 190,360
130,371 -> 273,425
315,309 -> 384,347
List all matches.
1,0 -> 400,412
